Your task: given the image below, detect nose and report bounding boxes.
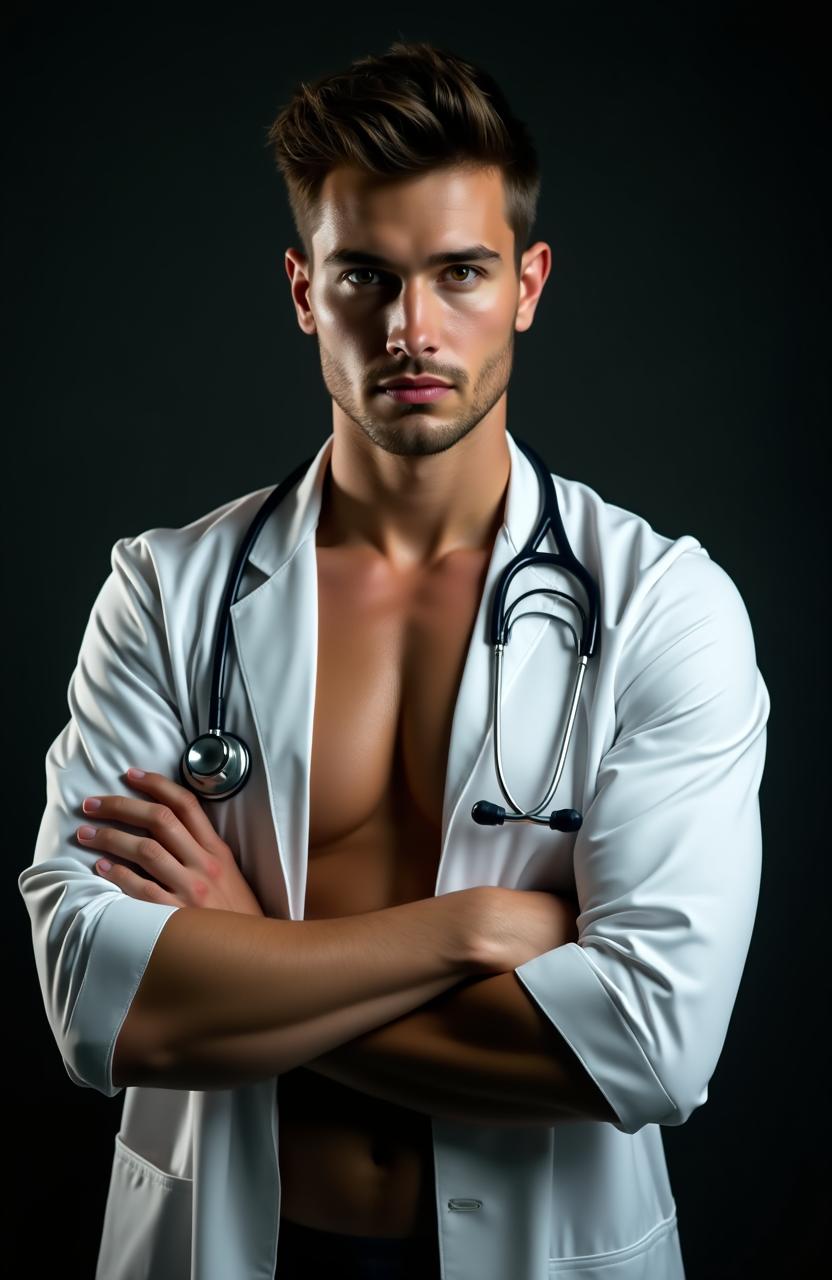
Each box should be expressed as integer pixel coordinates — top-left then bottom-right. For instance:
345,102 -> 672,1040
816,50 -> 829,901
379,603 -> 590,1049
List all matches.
385,279 -> 441,361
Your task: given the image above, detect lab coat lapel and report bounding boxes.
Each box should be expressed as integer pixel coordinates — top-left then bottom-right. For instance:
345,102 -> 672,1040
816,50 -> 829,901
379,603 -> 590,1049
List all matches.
226,430 -> 552,919
434,433 -> 554,892
227,435 -> 331,921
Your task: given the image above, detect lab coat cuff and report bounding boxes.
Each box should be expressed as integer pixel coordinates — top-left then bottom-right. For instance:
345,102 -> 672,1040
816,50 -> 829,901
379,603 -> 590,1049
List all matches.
64,894 -> 182,1097
514,941 -> 678,1135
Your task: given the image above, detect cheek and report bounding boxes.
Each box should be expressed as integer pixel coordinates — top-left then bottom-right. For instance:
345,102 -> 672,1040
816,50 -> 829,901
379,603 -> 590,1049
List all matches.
310,286 -> 341,328
444,304 -> 509,351
315,292 -> 382,351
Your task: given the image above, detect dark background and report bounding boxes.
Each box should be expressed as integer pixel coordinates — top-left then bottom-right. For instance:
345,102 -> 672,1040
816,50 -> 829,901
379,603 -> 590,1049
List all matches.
4,2 -> 828,1275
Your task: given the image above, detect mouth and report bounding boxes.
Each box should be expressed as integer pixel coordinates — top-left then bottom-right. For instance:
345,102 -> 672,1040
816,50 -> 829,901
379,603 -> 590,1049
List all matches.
378,386 -> 453,404
375,383 -> 454,404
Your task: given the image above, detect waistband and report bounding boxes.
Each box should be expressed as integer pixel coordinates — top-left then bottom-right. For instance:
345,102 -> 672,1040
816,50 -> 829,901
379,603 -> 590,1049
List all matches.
278,1214 -> 440,1261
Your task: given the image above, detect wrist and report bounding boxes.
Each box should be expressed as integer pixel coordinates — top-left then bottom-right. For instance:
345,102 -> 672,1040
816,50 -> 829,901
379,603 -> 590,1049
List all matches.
460,887 -> 508,976
429,887 -> 496,978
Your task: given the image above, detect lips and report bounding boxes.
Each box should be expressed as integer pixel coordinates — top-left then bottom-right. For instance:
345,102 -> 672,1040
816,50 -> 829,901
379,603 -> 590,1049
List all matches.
380,384 -> 453,403
380,380 -> 451,389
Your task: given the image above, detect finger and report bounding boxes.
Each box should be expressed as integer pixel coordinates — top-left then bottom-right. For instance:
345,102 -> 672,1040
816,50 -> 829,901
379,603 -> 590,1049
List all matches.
83,790 -> 209,872
123,768 -> 228,854
91,852 -> 182,907
77,823 -> 195,901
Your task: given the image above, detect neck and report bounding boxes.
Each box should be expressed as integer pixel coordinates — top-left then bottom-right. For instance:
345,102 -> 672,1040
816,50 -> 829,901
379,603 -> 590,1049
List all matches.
316,425 -> 512,572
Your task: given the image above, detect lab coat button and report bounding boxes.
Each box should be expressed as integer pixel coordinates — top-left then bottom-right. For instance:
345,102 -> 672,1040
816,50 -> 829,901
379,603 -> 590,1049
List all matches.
448,1198 -> 483,1212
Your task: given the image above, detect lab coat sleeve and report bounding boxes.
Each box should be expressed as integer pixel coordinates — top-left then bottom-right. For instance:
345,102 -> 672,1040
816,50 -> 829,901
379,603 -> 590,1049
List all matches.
18,534 -> 186,1098
513,547 -> 770,1135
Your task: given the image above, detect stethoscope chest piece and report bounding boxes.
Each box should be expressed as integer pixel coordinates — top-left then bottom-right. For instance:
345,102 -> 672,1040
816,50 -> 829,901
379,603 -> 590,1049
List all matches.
179,451 -> 316,802
180,730 -> 251,800
178,440 -> 599,827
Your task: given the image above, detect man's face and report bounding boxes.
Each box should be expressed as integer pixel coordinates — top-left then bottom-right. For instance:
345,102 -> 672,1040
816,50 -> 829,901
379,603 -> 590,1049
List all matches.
285,164 -> 549,458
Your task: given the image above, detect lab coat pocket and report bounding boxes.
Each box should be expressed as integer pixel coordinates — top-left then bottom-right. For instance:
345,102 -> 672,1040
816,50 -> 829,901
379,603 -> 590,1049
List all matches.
95,1132 -> 192,1280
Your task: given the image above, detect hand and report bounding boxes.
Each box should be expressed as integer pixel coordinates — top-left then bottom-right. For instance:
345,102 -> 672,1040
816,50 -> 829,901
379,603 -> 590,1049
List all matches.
75,767 -> 264,916
472,886 -> 580,974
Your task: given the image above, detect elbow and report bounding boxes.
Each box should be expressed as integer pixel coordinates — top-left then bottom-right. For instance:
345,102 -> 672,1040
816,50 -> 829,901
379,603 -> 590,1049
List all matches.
63,1004 -> 163,1095
653,1035 -> 719,1129
49,895 -> 182,1095
598,1062 -> 710,1136
110,1011 -> 158,1091
62,1023 -> 126,1098
655,1076 -> 710,1130
623,1063 -> 712,1134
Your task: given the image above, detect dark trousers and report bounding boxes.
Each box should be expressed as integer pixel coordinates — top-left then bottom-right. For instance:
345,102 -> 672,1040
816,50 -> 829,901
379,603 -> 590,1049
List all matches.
275,1215 -> 442,1279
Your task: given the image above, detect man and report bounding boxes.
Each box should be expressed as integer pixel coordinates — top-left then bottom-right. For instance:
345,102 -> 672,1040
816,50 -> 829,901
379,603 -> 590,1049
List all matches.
19,40 -> 769,1280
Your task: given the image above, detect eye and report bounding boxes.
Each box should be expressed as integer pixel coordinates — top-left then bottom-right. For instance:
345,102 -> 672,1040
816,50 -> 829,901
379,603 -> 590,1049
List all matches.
445,264 -> 483,285
342,268 -> 381,288
341,264 -> 484,289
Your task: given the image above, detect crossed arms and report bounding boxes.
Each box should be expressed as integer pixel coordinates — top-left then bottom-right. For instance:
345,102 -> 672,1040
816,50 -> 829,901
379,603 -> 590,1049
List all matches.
303,963 -> 620,1127
21,533 -> 769,1137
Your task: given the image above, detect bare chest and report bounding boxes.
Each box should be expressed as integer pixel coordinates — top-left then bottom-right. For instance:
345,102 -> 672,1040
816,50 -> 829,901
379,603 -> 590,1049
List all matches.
275,543 -> 491,1240
304,543 -> 491,915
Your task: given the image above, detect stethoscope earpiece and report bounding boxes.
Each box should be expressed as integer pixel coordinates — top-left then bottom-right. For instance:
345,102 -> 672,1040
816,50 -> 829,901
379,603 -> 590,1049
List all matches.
471,801 -> 583,831
471,438 -> 600,831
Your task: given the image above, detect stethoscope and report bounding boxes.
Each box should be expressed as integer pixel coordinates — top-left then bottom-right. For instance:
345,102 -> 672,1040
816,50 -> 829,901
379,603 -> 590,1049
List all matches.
180,437 -> 600,833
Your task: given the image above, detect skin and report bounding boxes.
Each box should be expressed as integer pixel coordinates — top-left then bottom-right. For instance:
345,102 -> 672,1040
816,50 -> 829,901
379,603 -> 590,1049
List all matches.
76,164 -> 615,1148
274,166 -> 619,1133
283,162 -> 552,569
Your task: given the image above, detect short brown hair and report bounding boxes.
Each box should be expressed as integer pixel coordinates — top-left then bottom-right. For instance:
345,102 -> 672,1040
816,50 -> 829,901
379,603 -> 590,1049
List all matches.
265,39 -> 540,279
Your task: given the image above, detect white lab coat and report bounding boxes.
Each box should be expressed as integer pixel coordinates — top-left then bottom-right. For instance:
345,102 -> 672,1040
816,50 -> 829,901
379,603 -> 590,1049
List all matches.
19,429 -> 770,1280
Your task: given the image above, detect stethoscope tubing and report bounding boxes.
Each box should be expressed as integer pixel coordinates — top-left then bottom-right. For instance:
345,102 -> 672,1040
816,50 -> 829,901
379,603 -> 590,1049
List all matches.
481,437 -> 600,829
180,437 -> 601,830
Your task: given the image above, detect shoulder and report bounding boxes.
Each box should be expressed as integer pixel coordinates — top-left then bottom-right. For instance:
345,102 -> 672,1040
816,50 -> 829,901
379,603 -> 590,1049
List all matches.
108,483 -> 276,593
549,468 -> 750,629
119,483 -> 275,559
548,470 -> 765,711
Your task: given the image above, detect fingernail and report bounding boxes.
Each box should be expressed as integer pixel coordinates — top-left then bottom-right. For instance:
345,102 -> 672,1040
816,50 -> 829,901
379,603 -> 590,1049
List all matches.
126,768 -> 146,779
97,859 -> 112,872
78,825 -> 97,839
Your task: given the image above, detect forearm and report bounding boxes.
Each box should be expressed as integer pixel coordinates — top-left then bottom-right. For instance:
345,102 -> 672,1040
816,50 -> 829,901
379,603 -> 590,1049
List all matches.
115,893 -> 477,1091
305,968 -> 619,1127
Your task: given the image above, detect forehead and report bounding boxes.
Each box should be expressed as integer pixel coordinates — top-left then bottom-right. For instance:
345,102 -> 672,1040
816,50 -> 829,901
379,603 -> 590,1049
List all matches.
313,164 -> 510,257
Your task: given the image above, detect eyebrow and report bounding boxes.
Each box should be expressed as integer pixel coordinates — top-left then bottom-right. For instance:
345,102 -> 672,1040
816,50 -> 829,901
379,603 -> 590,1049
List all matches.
323,244 -> 503,270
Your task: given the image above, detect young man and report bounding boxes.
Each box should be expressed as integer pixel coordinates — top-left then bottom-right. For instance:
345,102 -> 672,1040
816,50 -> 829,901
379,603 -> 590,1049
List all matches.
19,40 -> 769,1280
